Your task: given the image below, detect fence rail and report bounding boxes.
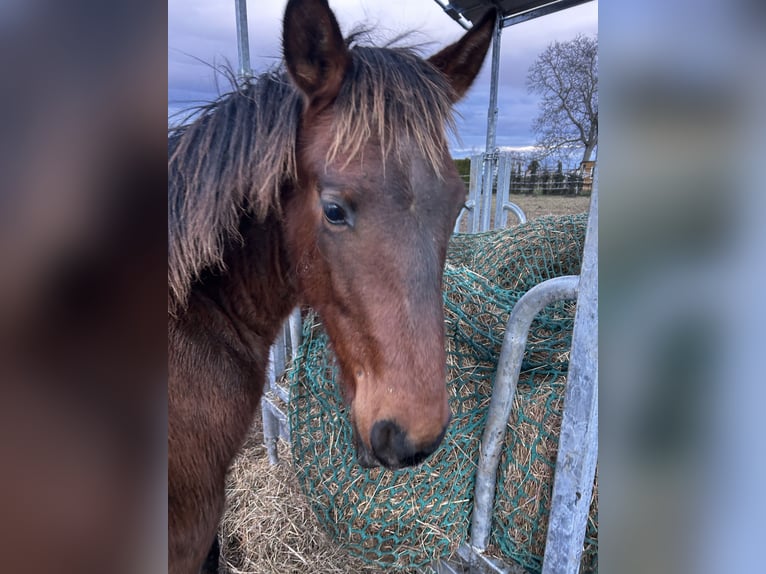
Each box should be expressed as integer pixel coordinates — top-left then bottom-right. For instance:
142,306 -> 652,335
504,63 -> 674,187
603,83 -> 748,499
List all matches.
459,168 -> 593,196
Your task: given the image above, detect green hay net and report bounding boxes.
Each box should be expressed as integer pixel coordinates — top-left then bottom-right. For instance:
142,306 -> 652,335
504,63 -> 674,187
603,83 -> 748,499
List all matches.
286,214 -> 597,573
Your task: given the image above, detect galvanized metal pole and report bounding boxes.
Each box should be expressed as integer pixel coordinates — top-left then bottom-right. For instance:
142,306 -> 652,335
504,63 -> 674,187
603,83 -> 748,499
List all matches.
484,15 -> 503,157
541,177 -> 598,574
234,0 -> 252,78
480,15 -> 504,231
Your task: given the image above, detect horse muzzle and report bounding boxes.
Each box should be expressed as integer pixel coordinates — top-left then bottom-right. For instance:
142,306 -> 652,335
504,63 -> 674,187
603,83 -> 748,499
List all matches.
352,417 -> 450,470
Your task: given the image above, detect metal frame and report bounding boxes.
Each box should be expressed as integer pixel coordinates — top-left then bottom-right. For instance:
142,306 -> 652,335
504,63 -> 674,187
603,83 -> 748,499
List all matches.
479,14 -> 504,232
432,275 -> 580,574
469,275 -> 581,552
261,308 -> 301,465
436,180 -> 597,574
494,154 -> 527,228
454,153 -> 526,234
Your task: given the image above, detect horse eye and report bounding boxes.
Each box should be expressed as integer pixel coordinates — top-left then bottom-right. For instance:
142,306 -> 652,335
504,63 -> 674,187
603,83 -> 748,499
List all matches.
322,202 -> 347,225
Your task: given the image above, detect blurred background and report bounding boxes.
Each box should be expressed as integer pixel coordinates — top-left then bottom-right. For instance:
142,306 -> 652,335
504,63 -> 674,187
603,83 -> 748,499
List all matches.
599,0 -> 766,572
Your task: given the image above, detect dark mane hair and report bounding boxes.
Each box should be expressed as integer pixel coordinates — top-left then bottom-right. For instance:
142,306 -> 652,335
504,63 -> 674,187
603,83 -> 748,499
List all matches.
168,44 -> 457,314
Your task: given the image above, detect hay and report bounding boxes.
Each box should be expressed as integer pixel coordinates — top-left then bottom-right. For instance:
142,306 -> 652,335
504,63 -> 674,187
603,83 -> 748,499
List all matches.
220,410 -> 382,574
221,213 -> 597,573
446,214 -> 585,292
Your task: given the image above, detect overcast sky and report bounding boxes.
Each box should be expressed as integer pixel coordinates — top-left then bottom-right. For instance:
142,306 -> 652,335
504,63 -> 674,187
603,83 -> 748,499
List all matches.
168,0 -> 598,159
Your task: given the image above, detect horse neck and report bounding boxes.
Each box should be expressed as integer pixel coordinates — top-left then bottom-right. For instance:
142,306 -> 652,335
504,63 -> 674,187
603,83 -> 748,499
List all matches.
185,212 -> 298,367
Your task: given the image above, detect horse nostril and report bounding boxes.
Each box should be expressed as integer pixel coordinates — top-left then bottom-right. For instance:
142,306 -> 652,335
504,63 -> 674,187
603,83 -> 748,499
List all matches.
370,420 -> 444,469
370,420 -> 404,468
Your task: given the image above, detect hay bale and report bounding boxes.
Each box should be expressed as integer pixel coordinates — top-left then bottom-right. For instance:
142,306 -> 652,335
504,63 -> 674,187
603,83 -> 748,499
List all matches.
222,213 -> 596,573
447,213 -> 587,292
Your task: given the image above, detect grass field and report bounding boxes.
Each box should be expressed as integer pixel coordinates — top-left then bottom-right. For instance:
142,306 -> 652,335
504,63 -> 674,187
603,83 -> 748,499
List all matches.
456,193 -> 591,233
504,194 -> 591,221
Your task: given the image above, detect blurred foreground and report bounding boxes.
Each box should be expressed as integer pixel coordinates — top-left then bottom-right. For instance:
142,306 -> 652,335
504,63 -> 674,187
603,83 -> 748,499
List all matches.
0,2 -> 166,573
0,0 -> 764,572
600,1 -> 766,572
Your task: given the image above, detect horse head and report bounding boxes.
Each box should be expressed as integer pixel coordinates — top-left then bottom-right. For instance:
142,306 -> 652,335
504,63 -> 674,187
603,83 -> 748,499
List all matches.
282,0 -> 496,469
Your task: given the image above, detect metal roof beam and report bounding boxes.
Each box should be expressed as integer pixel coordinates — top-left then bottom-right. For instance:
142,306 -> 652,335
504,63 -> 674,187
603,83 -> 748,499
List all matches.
501,0 -> 594,28
433,0 -> 473,29
433,0 -> 595,29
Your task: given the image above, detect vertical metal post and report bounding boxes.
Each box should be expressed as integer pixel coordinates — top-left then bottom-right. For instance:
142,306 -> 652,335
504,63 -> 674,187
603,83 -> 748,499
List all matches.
262,348 -> 280,464
484,14 -> 503,158
288,308 -> 302,361
235,0 -> 252,78
542,177 -> 598,574
495,153 -> 512,228
468,154 -> 483,233
480,15 -> 504,231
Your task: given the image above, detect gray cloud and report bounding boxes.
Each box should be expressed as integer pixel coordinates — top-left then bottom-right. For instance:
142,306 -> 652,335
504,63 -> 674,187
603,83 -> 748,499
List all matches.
168,0 -> 598,153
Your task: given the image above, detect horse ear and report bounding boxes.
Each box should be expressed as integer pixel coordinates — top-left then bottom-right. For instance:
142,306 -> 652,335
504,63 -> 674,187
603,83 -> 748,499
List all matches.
428,9 -> 498,102
283,0 -> 350,111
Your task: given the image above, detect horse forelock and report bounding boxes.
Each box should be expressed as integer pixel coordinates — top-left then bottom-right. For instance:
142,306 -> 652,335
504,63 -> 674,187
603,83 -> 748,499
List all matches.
167,44 -> 456,314
327,45 -> 456,173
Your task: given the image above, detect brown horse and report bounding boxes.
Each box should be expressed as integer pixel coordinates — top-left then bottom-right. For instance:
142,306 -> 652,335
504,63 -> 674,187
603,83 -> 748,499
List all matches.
168,0 -> 496,571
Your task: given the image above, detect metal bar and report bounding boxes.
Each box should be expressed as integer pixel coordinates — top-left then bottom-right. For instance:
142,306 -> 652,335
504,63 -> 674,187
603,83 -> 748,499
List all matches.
288,307 -> 302,361
470,275 -> 580,551
502,202 -> 527,225
494,154 -> 511,228
234,0 -> 252,78
480,156 -> 495,232
262,308 -> 302,464
502,0 -> 594,28
270,381 -> 290,405
261,396 -> 290,465
468,154 -> 483,233
484,14 -> 502,157
262,398 -> 290,442
541,177 -> 598,574
454,200 -> 474,234
265,345 -> 276,392
261,396 -> 280,465
272,331 -> 286,376
432,559 -> 463,574
478,16 -> 503,232
262,346 -> 280,463
434,0 -> 594,30
431,0 -> 473,30
458,544 -> 527,574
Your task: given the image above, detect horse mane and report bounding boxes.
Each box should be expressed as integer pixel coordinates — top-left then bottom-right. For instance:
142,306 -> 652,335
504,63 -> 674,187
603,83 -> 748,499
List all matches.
168,42 -> 456,314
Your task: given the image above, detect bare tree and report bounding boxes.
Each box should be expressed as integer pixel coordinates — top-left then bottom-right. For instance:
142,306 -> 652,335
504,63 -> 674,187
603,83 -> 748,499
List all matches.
527,34 -> 598,164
